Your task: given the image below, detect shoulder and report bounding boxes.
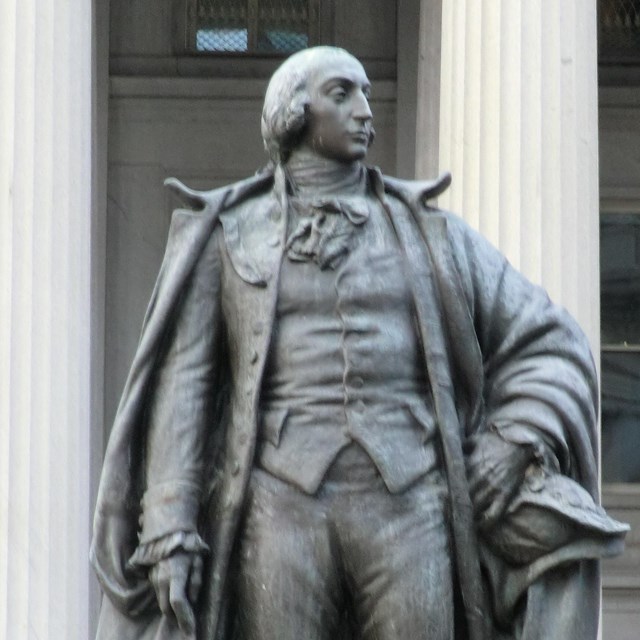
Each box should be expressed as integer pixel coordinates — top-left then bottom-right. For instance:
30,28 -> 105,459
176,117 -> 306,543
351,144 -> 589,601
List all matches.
377,169 -> 470,241
155,171 -> 275,278
376,168 -> 483,247
378,170 -> 452,210
164,169 -> 275,221
163,169 -> 276,247
165,171 -> 282,288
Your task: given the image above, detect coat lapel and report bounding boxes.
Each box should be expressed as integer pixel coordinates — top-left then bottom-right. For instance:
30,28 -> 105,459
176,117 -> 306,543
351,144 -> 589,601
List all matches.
219,193 -> 284,287
380,172 -> 484,430
414,214 -> 485,434
379,186 -> 489,640
202,192 -> 286,640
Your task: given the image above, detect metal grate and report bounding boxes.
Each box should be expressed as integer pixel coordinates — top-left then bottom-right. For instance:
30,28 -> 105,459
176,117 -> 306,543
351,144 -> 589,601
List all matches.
601,213 -> 640,482
600,0 -> 640,62
194,0 -> 311,54
257,0 -> 309,52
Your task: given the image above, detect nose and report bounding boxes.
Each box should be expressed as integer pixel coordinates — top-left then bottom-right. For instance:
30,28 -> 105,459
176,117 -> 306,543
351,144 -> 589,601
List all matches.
353,90 -> 372,123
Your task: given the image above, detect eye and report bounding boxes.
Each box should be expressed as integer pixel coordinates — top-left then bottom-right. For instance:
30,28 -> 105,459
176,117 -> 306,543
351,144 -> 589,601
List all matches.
329,87 -> 348,103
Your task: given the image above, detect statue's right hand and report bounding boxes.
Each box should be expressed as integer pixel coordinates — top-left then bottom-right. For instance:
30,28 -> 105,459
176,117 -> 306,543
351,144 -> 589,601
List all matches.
149,551 -> 203,638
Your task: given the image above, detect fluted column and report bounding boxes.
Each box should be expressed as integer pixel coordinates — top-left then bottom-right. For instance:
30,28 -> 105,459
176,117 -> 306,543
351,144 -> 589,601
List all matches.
0,1 -> 95,638
435,0 -> 600,352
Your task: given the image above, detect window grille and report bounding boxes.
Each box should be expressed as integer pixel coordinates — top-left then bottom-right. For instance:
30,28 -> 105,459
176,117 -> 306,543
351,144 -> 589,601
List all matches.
601,212 -> 640,482
185,0 -> 318,55
600,0 -> 640,63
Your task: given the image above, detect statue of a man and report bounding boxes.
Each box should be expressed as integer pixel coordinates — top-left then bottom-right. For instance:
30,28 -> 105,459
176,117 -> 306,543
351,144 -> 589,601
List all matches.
91,46 -> 627,640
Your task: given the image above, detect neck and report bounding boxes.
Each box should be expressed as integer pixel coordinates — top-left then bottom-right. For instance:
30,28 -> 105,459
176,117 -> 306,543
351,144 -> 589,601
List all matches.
285,147 -> 365,197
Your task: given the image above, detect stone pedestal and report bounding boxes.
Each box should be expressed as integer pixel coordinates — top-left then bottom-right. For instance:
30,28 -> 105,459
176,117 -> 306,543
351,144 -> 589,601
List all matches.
0,1 -> 96,638
435,0 -> 600,352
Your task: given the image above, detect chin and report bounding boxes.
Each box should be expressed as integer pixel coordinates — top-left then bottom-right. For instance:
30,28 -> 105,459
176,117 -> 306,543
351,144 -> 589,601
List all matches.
340,147 -> 368,163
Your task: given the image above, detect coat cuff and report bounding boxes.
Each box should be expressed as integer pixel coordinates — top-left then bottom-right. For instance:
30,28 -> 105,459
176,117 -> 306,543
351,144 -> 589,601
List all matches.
490,423 -> 558,469
128,531 -> 209,570
138,480 -> 202,543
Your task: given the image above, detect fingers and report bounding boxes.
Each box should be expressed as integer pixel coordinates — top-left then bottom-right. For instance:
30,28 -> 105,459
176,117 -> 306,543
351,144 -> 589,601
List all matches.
467,437 -> 536,529
466,446 -> 496,512
149,553 -> 200,638
188,554 -> 203,604
469,472 -> 499,517
149,561 -> 171,618
479,482 -> 516,529
169,561 -> 196,637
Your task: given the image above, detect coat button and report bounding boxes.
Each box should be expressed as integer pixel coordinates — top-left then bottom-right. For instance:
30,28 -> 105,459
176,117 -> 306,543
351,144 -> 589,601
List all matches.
252,321 -> 264,335
238,433 -> 248,445
231,460 -> 240,476
250,351 -> 259,364
270,208 -> 282,222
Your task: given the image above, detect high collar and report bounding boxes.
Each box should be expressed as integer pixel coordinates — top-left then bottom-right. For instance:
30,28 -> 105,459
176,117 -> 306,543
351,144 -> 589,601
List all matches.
284,148 -> 366,198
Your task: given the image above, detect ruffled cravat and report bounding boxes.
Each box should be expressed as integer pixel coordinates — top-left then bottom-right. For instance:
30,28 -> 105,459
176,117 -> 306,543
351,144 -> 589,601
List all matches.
283,149 -> 370,269
285,195 -> 370,269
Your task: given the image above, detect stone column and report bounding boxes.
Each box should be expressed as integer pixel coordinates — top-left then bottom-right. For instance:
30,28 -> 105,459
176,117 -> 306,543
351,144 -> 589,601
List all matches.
436,0 -> 600,353
0,1 -> 96,638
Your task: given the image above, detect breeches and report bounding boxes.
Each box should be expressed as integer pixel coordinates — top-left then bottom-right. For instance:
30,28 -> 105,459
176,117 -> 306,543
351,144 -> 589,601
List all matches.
235,445 -> 454,640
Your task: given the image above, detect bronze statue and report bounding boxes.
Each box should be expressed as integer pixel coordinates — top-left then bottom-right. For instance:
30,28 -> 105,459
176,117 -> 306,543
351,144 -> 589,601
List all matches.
91,46 -> 627,640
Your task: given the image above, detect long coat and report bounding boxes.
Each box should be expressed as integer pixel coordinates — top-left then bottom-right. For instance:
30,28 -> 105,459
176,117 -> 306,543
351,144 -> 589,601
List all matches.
91,168 -> 604,640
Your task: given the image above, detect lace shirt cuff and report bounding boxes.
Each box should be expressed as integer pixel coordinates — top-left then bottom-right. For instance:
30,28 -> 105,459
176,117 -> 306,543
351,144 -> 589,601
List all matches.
128,531 -> 209,570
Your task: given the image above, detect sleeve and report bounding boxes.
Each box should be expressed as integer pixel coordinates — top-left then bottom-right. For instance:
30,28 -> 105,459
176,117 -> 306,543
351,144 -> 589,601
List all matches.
135,225 -> 224,547
448,216 -> 599,489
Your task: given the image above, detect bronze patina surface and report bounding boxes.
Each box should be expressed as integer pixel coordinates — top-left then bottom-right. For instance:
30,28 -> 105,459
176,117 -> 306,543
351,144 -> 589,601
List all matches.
91,46 -> 627,640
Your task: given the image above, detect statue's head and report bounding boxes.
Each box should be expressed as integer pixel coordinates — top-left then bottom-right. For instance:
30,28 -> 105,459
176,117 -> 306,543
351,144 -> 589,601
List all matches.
262,46 -> 374,164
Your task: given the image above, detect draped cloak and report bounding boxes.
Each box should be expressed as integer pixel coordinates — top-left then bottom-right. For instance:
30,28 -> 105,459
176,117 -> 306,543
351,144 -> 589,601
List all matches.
91,168 -> 619,640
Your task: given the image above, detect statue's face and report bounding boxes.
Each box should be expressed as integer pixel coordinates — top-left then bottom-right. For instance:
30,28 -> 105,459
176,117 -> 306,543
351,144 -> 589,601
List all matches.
300,54 -> 373,162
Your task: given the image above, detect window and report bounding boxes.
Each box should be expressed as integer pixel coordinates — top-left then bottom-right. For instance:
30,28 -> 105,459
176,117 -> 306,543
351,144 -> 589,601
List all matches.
183,0 -> 320,55
601,212 -> 640,482
599,0 -> 640,63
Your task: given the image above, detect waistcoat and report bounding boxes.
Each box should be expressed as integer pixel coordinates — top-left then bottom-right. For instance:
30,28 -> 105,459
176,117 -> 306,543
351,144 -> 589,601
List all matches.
257,190 -> 441,494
